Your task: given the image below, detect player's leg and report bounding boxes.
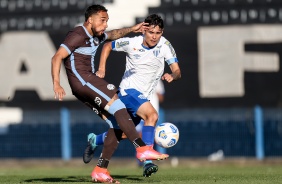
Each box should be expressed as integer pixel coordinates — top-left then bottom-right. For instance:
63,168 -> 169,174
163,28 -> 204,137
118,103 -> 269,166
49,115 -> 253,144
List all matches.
76,99 -> 109,163
117,89 -> 158,147
78,77 -> 168,182
101,91 -> 168,162
84,116 -> 159,177
137,101 -> 158,145
91,127 -> 123,183
89,96 -> 166,181
83,109 -> 143,164
118,89 -> 161,177
83,112 -> 111,163
84,113 -> 139,164
135,120 -> 144,167
72,95 -> 103,163
79,76 -> 148,151
135,101 -> 160,177
72,83 -> 133,183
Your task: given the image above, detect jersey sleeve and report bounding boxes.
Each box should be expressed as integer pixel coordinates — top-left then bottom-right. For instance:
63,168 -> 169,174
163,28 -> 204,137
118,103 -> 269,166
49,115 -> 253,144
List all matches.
163,40 -> 178,65
60,30 -> 84,54
111,37 -> 131,52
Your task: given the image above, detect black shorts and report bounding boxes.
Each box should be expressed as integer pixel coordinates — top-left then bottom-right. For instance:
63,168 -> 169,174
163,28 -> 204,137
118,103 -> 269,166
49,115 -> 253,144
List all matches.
72,74 -> 118,112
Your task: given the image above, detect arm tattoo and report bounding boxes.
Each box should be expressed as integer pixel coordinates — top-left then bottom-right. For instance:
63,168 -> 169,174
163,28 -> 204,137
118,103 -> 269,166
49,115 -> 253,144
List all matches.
108,27 -> 132,40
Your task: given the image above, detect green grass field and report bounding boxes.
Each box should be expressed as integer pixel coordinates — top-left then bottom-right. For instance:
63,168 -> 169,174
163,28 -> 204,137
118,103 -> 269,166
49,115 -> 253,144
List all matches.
1,158 -> 282,184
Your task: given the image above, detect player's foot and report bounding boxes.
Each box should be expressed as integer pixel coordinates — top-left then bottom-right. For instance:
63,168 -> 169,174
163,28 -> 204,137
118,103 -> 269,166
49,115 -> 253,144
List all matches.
136,145 -> 169,162
143,163 -> 158,177
83,133 -> 97,164
91,166 -> 120,183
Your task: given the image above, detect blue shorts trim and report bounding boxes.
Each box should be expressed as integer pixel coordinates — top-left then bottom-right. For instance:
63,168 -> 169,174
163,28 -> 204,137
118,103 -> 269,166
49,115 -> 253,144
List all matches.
118,88 -> 148,121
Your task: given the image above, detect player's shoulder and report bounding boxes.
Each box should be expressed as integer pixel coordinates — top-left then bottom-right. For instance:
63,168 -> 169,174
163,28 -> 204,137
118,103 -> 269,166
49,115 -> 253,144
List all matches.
66,26 -> 86,38
116,35 -> 142,46
159,36 -> 171,45
71,26 -> 84,33
159,37 -> 176,50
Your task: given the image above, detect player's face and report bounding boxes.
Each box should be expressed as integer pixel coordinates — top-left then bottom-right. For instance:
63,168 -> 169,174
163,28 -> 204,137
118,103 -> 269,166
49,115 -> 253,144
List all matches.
89,11 -> 109,36
143,25 -> 163,48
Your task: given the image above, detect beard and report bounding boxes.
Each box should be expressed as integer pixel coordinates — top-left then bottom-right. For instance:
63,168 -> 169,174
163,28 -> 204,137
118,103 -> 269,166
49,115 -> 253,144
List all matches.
92,28 -> 104,37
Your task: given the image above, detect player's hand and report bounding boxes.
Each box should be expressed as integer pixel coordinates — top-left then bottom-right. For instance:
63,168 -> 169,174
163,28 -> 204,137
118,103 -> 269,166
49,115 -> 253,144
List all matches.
53,84 -> 66,101
162,73 -> 174,83
95,70 -> 105,78
131,22 -> 149,33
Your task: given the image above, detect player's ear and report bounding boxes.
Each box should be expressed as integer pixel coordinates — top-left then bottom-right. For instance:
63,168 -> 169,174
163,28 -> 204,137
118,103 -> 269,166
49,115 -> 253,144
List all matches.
88,16 -> 93,24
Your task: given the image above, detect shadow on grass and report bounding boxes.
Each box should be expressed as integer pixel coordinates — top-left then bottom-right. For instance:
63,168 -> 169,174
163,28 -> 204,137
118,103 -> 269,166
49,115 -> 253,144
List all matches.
24,176 -> 90,183
24,175 -> 145,183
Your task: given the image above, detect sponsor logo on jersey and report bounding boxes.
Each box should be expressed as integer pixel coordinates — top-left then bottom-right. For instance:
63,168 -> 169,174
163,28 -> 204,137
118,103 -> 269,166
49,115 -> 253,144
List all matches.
138,94 -> 146,99
92,107 -> 99,115
116,41 -> 129,48
107,84 -> 115,90
165,41 -> 176,56
133,48 -> 145,52
93,38 -> 99,45
94,97 -> 102,106
133,54 -> 141,59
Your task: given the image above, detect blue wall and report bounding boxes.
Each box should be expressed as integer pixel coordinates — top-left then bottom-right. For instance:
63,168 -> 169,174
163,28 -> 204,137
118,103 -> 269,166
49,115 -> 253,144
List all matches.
0,108 -> 282,158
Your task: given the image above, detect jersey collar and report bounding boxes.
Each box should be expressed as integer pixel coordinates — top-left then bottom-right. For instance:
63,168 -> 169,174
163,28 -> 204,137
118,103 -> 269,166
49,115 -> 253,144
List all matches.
141,43 -> 158,50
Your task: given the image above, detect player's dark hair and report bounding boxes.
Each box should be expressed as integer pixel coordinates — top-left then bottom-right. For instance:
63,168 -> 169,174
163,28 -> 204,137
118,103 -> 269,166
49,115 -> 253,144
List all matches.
85,4 -> 108,21
144,14 -> 164,29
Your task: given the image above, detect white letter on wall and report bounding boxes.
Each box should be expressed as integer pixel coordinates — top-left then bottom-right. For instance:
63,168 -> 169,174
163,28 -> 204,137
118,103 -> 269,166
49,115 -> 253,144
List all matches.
198,25 -> 282,97
0,31 -> 74,100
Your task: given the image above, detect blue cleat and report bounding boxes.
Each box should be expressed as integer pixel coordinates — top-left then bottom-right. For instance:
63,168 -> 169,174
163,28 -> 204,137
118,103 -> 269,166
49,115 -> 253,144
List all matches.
143,163 -> 158,177
83,133 -> 97,164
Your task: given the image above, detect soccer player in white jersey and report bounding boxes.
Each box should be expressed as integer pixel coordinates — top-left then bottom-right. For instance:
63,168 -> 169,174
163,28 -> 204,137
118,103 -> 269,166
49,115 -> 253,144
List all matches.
83,14 -> 181,177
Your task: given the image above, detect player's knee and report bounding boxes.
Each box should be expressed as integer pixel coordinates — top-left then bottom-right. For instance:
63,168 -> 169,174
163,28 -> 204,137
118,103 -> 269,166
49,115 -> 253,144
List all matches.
114,129 -> 124,142
107,99 -> 126,115
145,112 -> 159,126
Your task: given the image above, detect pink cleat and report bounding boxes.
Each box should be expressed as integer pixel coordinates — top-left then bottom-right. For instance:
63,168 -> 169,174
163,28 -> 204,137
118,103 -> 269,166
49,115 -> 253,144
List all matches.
136,145 -> 169,162
91,166 -> 120,183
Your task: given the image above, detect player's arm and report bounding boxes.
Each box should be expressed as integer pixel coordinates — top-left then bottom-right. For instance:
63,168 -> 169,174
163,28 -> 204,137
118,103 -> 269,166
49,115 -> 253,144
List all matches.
162,62 -> 181,83
51,47 -> 69,101
96,41 -> 113,78
106,22 -> 148,41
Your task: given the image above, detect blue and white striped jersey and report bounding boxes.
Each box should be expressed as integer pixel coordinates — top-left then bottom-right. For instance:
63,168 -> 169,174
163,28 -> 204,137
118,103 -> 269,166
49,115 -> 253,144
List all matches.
112,35 -> 178,99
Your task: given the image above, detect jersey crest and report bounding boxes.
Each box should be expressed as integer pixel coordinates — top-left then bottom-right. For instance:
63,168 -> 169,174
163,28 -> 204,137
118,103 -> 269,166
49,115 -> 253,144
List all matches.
153,49 -> 160,57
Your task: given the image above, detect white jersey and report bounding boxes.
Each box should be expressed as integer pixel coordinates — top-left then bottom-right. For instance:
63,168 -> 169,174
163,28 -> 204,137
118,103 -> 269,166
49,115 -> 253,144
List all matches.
112,35 -> 177,100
